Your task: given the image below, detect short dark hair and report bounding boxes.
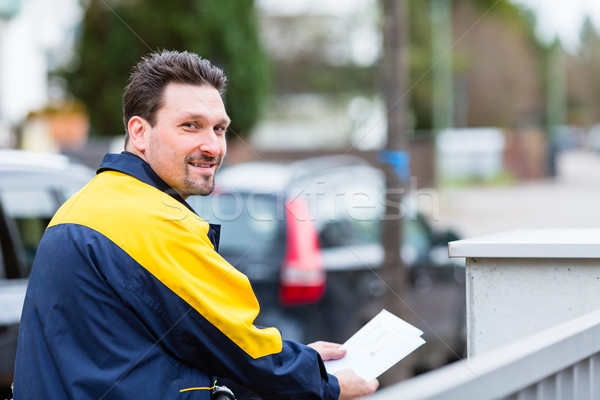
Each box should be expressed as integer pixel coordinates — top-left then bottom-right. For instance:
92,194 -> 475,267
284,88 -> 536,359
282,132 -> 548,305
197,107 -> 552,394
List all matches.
122,50 -> 227,136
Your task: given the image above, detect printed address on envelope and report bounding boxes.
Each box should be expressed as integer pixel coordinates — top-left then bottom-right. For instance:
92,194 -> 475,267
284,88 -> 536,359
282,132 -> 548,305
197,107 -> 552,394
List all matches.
323,309 -> 425,380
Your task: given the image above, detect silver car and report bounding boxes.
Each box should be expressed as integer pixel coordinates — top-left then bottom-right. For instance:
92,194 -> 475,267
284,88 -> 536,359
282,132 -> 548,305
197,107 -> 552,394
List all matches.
0,150 -> 94,392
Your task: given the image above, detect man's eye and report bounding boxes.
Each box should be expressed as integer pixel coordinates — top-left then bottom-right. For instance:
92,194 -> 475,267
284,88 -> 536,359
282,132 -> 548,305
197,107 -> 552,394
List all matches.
215,125 -> 227,134
182,122 -> 198,129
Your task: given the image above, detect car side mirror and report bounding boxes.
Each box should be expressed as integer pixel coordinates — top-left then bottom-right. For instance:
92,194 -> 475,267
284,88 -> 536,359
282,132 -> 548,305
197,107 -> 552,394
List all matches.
432,229 -> 460,246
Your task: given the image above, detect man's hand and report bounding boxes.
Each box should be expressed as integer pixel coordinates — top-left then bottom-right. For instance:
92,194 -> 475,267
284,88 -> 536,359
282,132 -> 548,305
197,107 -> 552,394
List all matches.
308,342 -> 378,399
308,341 -> 347,361
334,369 -> 379,399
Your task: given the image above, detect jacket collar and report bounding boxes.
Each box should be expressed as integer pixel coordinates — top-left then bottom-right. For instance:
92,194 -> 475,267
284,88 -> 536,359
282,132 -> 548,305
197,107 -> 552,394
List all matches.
97,151 -> 220,251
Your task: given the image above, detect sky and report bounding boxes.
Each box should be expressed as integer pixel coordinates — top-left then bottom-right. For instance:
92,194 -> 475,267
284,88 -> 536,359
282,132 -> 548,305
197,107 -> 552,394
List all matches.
511,0 -> 600,51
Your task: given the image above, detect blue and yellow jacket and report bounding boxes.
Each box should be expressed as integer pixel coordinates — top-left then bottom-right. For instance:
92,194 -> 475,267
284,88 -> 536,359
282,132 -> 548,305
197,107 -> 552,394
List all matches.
14,152 -> 340,400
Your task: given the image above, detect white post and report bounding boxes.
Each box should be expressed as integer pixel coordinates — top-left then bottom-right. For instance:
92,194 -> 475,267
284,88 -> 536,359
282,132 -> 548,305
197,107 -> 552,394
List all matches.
449,229 -> 600,357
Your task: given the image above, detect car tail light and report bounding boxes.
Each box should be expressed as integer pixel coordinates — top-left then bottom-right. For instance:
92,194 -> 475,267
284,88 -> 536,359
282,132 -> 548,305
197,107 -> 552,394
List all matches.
279,197 -> 325,306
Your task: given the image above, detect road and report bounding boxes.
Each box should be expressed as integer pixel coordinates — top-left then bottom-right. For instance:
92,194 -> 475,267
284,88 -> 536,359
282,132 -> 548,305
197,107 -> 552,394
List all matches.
427,149 -> 600,239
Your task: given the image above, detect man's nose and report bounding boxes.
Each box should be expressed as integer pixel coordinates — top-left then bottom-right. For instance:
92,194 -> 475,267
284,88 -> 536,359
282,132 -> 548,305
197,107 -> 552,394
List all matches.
199,130 -> 220,156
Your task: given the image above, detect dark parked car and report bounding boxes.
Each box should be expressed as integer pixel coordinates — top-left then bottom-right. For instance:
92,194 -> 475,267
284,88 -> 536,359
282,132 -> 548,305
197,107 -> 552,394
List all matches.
188,155 -> 466,373
0,150 -> 94,393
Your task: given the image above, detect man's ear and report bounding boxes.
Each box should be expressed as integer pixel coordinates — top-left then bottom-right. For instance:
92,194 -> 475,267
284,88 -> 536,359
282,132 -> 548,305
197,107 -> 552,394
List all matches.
126,116 -> 149,152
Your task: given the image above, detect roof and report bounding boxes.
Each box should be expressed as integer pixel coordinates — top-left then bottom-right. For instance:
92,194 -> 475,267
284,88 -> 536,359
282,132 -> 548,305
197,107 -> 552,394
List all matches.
216,155 -> 381,194
0,149 -> 95,183
0,149 -> 71,168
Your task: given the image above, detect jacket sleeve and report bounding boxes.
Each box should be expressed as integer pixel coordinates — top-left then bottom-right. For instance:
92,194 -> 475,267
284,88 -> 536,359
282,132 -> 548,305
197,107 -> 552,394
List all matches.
117,229 -> 340,400
112,208 -> 339,399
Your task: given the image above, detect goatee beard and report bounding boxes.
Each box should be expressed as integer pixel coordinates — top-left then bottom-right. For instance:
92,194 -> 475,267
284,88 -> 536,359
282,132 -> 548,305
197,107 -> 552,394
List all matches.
183,154 -> 220,196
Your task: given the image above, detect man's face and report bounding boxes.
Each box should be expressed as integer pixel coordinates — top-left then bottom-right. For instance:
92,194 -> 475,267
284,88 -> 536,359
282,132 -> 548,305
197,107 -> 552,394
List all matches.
135,83 -> 230,198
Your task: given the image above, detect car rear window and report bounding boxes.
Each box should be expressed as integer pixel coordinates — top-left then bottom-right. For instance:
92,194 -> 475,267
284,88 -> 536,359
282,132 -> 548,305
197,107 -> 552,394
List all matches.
190,193 -> 284,256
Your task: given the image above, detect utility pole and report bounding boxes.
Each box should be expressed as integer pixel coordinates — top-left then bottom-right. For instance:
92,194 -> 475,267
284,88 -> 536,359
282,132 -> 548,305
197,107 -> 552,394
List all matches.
0,0 -> 21,144
378,0 -> 411,385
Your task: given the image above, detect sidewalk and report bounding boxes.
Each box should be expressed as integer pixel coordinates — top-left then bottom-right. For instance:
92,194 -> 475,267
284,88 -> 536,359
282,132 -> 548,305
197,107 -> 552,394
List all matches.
430,149 -> 600,239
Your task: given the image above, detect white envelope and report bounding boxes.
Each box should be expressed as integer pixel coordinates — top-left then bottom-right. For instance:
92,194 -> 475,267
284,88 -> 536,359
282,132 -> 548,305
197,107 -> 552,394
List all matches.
323,309 -> 426,380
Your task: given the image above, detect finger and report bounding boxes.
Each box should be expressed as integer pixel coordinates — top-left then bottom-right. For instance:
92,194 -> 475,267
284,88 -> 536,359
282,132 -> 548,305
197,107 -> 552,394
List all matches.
310,341 -> 341,349
319,346 -> 347,361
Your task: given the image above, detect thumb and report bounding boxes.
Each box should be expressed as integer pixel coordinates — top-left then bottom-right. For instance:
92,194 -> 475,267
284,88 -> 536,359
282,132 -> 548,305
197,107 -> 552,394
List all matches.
366,378 -> 379,392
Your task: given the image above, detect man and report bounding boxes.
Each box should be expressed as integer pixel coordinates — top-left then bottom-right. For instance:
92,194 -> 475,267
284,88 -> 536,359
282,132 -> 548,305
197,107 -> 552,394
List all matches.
13,50 -> 378,399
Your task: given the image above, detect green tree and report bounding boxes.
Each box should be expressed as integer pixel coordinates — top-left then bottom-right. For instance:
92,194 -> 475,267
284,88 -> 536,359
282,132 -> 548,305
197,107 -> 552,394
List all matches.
62,0 -> 270,138
569,18 -> 600,126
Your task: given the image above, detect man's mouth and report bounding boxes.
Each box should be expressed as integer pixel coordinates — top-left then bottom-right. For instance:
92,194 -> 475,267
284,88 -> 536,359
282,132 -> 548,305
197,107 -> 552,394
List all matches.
189,162 -> 214,168
187,156 -> 220,171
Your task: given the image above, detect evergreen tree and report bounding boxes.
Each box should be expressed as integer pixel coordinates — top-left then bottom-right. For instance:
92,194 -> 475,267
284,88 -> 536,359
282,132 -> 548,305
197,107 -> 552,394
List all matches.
62,0 -> 270,138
